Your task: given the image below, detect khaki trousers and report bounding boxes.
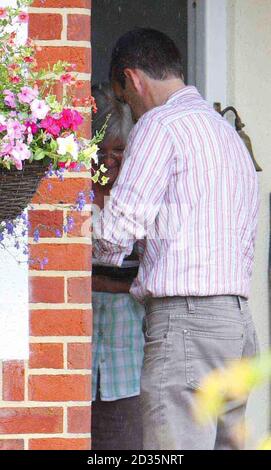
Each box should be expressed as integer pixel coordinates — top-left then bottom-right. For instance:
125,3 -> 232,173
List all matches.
141,295 -> 260,450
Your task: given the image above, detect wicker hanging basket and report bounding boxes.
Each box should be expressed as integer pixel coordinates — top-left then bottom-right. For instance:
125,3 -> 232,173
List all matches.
0,162 -> 47,222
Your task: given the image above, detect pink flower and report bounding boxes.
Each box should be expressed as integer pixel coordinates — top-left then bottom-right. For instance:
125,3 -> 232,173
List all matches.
59,109 -> 73,129
18,86 -> 39,104
70,110 -> 83,131
90,96 -> 98,113
23,56 -> 35,63
3,90 -> 16,108
6,119 -> 25,140
8,32 -> 16,46
0,142 -> 13,157
10,76 -> 20,84
58,161 -> 77,169
60,109 -> 83,131
8,64 -> 19,71
11,142 -> 31,170
60,73 -> 73,85
26,38 -> 34,48
17,12 -> 29,23
25,121 -> 39,135
30,99 -> 50,120
40,116 -> 61,137
0,8 -> 7,19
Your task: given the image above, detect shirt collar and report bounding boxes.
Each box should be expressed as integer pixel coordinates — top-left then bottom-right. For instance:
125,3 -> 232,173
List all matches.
166,85 -> 200,104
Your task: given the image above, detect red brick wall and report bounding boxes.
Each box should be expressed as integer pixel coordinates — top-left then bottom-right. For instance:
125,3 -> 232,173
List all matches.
0,0 -> 92,451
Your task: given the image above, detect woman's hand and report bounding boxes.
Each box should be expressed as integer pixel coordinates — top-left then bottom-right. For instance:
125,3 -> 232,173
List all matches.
92,274 -> 132,293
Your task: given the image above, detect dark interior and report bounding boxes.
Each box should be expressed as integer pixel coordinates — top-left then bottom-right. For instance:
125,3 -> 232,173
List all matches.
92,0 -> 188,85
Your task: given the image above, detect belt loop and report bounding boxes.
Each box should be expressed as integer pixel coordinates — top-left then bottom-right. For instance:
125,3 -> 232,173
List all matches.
186,296 -> 196,314
143,299 -> 149,314
237,295 -> 243,311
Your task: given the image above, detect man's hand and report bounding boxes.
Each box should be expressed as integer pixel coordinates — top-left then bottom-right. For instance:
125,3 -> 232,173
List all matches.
92,274 -> 132,294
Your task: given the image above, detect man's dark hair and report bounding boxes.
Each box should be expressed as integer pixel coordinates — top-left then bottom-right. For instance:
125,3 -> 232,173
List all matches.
110,28 -> 183,88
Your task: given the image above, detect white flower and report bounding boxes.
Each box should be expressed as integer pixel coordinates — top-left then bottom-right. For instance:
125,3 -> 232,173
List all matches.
30,99 -> 50,120
92,146 -> 98,164
27,128 -> 33,144
82,144 -> 99,163
57,134 -> 78,160
0,114 -> 6,125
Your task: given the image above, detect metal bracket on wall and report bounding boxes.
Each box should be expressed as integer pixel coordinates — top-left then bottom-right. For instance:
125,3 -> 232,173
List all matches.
214,102 -> 262,172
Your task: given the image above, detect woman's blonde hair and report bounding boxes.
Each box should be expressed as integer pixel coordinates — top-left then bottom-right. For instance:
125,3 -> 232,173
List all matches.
91,82 -> 133,144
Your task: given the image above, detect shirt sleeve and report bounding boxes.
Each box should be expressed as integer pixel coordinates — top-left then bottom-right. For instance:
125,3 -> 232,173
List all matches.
92,117 -> 175,266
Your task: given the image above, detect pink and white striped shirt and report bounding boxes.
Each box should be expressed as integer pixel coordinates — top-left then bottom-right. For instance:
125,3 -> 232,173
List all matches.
93,86 -> 259,303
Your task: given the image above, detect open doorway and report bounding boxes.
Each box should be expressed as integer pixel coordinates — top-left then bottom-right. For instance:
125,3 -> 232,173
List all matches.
91,0 -> 190,451
92,0 -> 188,85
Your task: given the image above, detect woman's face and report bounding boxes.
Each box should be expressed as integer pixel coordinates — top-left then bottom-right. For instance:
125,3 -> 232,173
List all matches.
98,136 -> 125,187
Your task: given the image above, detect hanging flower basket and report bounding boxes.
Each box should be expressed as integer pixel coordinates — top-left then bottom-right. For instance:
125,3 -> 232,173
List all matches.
0,0 -> 107,224
0,161 -> 46,221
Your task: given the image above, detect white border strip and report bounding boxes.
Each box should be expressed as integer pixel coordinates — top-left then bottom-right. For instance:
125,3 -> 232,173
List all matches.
29,8 -> 91,15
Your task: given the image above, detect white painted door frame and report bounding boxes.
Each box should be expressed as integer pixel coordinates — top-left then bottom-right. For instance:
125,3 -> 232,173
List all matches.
188,0 -> 228,107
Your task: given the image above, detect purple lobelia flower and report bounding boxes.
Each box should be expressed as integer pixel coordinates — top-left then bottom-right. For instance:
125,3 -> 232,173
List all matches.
33,228 -> 40,242
76,192 -> 86,211
89,190 -> 95,202
6,221 -> 14,235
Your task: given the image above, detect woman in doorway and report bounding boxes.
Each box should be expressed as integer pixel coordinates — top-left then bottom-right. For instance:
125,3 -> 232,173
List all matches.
91,83 -> 145,450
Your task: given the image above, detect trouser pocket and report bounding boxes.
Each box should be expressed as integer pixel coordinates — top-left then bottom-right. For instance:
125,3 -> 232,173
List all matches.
184,327 -> 244,390
243,320 -> 261,358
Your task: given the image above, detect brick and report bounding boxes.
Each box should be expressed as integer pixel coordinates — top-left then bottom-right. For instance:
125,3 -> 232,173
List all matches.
35,47 -> 90,74
67,14 -> 90,41
67,277 -> 91,303
29,14 -> 62,40
29,438 -> 90,450
0,408 -> 63,434
70,81 -> 91,104
37,80 -> 63,102
67,211 -> 91,238
2,362 -> 24,401
0,440 -> 24,450
29,343 -> 64,369
32,177 -> 91,204
28,210 -> 64,238
68,406 -> 91,433
32,0 -> 91,7
30,309 -> 92,336
77,112 -> 91,139
29,277 -> 65,303
29,375 -> 91,401
68,343 -> 91,369
29,244 -> 91,271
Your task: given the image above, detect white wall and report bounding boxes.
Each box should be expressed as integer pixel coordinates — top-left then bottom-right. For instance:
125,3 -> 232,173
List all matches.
0,243 -> 29,359
0,0 -> 29,359
227,0 -> 271,445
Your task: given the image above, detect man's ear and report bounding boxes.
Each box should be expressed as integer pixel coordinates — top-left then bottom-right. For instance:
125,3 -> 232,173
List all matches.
124,68 -> 142,94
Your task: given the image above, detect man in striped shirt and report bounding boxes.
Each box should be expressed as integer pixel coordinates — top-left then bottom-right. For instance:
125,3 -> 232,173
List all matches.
93,28 -> 260,450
